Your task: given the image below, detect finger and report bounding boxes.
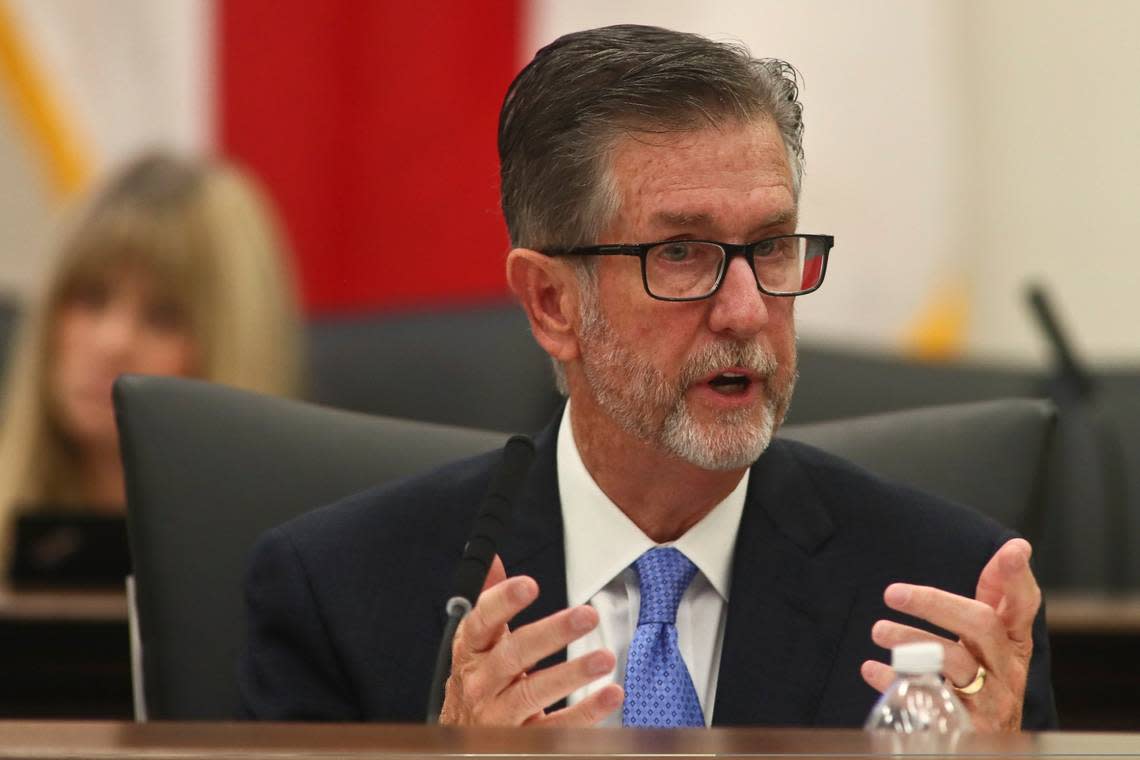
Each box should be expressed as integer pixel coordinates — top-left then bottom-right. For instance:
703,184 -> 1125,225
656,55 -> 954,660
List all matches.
504,672 -> 546,725
883,584 -> 1006,670
860,660 -> 894,694
975,538 -> 1041,642
482,554 -> 507,593
461,575 -> 539,653
484,605 -> 601,687
974,539 -> 1032,609
498,647 -> 616,720
869,620 -> 979,687
537,684 -> 624,727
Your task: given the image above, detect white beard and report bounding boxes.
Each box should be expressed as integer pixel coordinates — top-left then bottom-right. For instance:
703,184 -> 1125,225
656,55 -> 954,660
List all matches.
577,302 -> 795,471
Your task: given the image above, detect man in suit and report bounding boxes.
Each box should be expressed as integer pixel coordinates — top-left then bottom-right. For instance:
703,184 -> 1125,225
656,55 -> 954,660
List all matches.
241,25 -> 1056,729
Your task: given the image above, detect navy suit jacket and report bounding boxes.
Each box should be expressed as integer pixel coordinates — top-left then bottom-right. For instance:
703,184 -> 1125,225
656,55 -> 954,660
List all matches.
239,415 -> 1057,727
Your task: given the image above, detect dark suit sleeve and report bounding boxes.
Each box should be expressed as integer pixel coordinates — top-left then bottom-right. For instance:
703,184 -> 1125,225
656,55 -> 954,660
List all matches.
238,526 -> 361,720
1022,588 -> 1060,729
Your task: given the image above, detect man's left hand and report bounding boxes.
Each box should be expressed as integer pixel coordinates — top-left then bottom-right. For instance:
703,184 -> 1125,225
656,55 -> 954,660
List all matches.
860,538 -> 1040,732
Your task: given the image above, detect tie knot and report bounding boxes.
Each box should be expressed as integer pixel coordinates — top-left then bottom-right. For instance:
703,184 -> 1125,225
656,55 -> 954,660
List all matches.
632,547 -> 698,625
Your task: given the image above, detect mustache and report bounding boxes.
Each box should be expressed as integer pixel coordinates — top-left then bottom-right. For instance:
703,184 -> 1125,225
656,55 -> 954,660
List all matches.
677,341 -> 779,387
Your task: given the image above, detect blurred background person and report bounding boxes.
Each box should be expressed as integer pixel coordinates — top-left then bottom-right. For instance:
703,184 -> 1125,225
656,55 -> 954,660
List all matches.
0,151 -> 303,585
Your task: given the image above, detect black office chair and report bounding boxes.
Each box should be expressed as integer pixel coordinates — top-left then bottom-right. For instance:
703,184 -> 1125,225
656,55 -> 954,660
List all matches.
114,375 -> 507,720
780,398 -> 1055,534
115,376 -> 1054,719
787,344 -> 1041,425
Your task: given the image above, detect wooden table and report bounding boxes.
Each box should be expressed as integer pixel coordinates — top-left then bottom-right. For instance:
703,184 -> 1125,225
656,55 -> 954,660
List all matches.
1044,591 -> 1140,633
1,722 -> 1140,759
0,588 -> 127,622
0,589 -> 132,719
1041,592 -> 1140,730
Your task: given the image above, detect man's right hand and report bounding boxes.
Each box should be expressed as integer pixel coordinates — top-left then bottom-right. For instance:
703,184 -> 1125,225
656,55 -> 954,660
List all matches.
439,557 -> 624,726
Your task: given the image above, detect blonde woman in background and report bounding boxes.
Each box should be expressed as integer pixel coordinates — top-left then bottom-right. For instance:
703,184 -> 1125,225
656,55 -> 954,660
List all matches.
0,152 -> 304,580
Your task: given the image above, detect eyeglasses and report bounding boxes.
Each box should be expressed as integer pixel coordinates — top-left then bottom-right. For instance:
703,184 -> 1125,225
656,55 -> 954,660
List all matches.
541,234 -> 834,301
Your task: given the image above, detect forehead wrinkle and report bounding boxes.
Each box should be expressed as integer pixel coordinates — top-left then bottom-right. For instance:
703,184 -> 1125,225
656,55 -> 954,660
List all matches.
645,201 -> 797,243
634,171 -> 796,238
604,121 -> 796,243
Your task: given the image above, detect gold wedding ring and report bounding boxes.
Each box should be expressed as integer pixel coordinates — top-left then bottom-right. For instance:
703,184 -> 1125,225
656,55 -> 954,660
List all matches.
954,665 -> 986,696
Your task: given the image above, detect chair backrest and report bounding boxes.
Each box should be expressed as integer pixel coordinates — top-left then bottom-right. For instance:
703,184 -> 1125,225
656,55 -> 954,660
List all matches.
306,302 -> 561,434
788,344 -> 1042,424
1101,374 -> 1140,587
116,378 -> 1054,720
780,398 -> 1056,534
114,375 -> 507,720
1034,372 -> 1140,589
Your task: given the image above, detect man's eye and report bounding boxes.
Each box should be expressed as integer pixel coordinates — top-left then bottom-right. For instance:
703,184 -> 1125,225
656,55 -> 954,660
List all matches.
753,240 -> 777,257
656,243 -> 693,263
756,238 -> 799,258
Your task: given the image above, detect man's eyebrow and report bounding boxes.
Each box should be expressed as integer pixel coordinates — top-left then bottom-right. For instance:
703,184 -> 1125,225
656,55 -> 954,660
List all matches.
758,208 -> 798,230
650,210 -> 714,228
649,208 -> 799,232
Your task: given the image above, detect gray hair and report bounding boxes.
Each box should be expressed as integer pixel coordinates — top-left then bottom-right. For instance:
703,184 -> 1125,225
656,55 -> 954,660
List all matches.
498,24 -> 805,252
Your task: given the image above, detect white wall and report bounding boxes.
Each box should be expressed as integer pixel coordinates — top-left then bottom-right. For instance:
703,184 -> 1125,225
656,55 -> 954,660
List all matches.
965,0 -> 1140,365
0,88 -> 57,298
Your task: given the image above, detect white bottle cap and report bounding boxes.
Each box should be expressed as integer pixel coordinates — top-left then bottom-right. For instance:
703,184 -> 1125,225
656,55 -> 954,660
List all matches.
890,642 -> 943,674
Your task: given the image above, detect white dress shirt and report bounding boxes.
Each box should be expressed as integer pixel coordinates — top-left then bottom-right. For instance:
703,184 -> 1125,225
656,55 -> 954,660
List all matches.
559,401 -> 749,726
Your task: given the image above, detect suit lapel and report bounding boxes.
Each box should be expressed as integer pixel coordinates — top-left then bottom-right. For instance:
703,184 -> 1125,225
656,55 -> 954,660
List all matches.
712,440 -> 857,726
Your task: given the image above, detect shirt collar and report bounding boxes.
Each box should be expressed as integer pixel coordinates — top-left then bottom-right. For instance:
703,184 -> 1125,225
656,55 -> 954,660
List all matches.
557,400 -> 748,606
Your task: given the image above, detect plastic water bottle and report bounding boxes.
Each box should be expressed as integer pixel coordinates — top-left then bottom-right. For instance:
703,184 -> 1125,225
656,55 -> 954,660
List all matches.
864,642 -> 974,735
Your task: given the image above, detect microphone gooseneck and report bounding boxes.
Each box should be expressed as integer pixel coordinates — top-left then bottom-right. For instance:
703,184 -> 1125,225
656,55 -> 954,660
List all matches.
1026,284 -> 1093,401
425,434 -> 536,724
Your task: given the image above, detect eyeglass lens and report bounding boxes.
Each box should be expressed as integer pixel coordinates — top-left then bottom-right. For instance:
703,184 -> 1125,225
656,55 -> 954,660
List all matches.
644,237 -> 825,299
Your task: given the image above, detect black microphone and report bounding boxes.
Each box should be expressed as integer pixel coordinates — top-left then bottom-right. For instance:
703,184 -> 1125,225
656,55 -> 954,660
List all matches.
425,434 -> 536,723
447,435 -> 536,612
1026,283 -> 1094,401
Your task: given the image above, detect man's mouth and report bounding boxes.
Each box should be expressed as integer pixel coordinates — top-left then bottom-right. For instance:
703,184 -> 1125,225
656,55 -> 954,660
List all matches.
705,371 -> 753,396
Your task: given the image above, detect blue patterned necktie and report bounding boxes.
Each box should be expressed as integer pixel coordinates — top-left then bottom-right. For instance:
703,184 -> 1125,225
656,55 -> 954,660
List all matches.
622,547 -> 705,727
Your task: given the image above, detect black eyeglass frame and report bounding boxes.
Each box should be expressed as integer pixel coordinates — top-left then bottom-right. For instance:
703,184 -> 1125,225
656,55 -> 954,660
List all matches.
541,234 -> 834,302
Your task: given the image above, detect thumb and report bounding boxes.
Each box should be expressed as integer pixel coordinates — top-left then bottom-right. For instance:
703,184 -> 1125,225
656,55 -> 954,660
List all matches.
482,553 -> 507,593
976,538 -> 1040,641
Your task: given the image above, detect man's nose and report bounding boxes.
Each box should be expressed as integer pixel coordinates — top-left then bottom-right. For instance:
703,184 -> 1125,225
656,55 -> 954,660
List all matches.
706,256 -> 769,338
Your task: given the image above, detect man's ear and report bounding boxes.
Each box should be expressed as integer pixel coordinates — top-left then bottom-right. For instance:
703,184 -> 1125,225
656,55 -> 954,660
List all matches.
506,248 -> 581,364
